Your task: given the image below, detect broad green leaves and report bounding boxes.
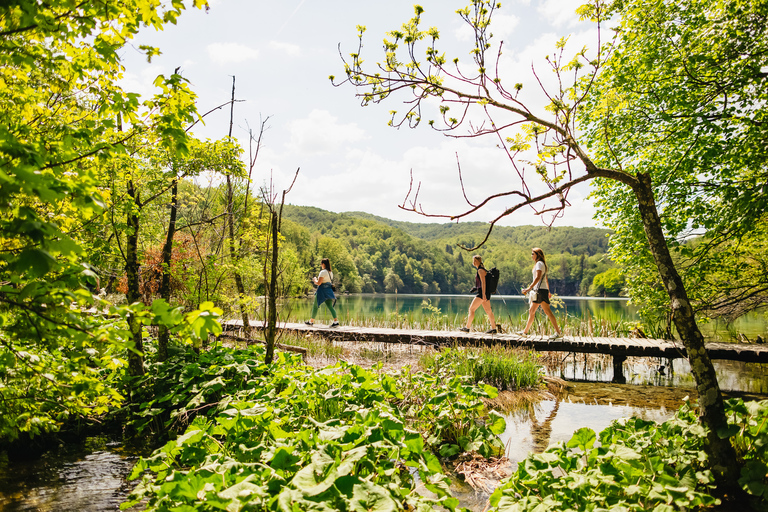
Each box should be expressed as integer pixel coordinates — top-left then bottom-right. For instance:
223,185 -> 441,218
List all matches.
122,348 -> 511,511
0,0 -> 209,440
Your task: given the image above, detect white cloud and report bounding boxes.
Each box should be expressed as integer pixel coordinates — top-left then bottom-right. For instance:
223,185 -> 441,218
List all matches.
537,0 -> 582,28
286,109 -> 368,155
118,66 -> 164,99
455,12 -> 519,43
206,42 -> 259,65
269,40 -> 301,57
488,13 -> 521,42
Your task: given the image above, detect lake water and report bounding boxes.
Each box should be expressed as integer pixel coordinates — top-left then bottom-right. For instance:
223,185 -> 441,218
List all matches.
273,293 -> 767,342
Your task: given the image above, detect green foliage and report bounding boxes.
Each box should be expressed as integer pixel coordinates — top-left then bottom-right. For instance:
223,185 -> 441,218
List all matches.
282,205 -> 614,296
0,297 -> 221,442
488,398 -> 768,511
726,399 -> 768,500
588,267 -> 625,297
0,0 -> 208,439
583,0 -> 768,324
123,341 -> 272,438
392,365 -> 506,459
421,346 -> 543,391
122,346 -> 509,511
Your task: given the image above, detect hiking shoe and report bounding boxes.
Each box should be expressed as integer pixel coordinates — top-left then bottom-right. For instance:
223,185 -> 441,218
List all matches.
330,322 -> 340,328
304,321 -> 314,326
485,329 -> 497,335
547,333 -> 563,341
515,331 -> 528,337
458,327 -> 470,333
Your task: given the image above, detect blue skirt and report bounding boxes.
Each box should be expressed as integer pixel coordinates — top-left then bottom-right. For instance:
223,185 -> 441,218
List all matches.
316,282 -> 335,303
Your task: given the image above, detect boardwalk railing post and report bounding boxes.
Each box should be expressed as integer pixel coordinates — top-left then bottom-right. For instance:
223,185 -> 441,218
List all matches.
612,354 -> 627,384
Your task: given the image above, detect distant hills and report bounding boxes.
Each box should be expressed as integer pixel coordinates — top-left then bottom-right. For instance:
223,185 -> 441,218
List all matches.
280,205 -> 616,296
290,207 -> 610,256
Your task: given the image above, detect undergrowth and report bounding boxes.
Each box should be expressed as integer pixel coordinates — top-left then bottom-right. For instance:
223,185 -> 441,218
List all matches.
421,345 -> 543,391
121,344 -> 505,511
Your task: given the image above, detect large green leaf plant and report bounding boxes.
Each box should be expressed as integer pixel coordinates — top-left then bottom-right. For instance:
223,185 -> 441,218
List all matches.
122,347 -> 508,512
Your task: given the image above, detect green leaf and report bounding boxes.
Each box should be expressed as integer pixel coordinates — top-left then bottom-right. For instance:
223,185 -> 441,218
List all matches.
567,427 -> 597,451
350,481 -> 398,512
16,249 -> 56,278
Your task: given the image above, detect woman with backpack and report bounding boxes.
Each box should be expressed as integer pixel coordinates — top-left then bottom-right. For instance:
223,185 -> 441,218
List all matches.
305,258 -> 339,327
459,255 -> 498,334
519,247 -> 563,340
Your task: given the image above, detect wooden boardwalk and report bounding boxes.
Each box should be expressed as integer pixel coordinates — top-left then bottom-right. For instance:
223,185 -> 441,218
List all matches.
225,321 -> 768,364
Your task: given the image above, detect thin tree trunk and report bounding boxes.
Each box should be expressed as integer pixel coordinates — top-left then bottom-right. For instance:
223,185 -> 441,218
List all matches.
157,176 -> 178,362
126,180 -> 144,376
632,172 -> 739,489
224,76 -> 252,337
265,210 -> 278,363
226,177 -> 251,335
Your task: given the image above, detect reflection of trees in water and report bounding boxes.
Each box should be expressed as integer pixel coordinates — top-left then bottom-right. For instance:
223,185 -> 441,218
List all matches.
537,352 -> 767,394
528,400 -> 561,453
539,352 -> 613,381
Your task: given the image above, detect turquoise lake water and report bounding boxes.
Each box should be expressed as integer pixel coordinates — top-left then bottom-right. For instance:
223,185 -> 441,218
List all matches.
270,293 -> 766,342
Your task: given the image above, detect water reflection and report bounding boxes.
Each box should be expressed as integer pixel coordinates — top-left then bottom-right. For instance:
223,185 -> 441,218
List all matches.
540,351 -> 768,394
0,439 -> 140,512
278,294 -> 637,328
500,399 -> 676,465
447,381 -> 693,510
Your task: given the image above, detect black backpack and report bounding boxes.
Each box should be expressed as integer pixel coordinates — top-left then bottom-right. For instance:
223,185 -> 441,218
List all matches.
485,267 -> 500,295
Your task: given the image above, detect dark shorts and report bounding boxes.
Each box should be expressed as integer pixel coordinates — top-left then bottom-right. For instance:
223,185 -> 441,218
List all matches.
475,291 -> 489,299
533,289 -> 550,304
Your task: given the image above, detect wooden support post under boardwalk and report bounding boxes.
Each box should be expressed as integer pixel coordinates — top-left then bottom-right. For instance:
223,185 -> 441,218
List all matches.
612,354 -> 627,384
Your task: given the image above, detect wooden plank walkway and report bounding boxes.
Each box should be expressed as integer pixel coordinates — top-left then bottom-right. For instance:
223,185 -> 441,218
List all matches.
224,321 -> 768,364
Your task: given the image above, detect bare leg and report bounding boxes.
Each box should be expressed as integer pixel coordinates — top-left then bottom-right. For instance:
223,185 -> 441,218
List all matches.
540,302 -> 562,335
465,297 -> 484,329
523,302 -> 540,333
480,299 -> 496,329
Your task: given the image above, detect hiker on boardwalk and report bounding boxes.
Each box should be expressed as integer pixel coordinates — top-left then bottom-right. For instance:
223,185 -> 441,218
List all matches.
459,255 -> 498,334
306,258 -> 339,327
519,247 -> 563,340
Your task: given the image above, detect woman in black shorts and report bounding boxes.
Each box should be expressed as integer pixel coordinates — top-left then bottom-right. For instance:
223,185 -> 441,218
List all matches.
459,255 -> 498,334
519,247 -> 563,340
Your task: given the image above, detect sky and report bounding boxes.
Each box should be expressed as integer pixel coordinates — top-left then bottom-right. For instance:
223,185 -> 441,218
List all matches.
120,0 -> 603,228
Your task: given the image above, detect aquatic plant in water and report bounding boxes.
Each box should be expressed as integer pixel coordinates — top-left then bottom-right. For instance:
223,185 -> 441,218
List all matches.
421,346 -> 543,391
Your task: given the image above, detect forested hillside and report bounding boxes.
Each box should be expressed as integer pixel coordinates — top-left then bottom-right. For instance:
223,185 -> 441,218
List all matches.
282,205 -> 617,296
346,212 -> 609,256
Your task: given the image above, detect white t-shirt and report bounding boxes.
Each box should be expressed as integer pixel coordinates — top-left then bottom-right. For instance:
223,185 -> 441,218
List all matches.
533,261 -> 548,290
318,269 -> 333,285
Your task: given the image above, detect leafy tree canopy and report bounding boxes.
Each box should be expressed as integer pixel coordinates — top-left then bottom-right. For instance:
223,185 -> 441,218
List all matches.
583,0 -> 768,325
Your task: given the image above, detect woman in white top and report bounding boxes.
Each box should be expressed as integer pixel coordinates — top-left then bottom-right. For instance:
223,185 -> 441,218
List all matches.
519,247 -> 562,340
306,258 -> 339,327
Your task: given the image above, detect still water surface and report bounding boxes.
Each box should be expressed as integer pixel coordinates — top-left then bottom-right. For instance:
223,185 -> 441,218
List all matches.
275,293 -> 767,342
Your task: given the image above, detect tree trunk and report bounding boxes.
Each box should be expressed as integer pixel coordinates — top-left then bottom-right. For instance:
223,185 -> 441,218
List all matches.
157,176 -> 178,362
126,180 -> 144,377
225,175 -> 252,337
632,172 -> 739,489
265,210 -> 279,364
224,76 -> 252,338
